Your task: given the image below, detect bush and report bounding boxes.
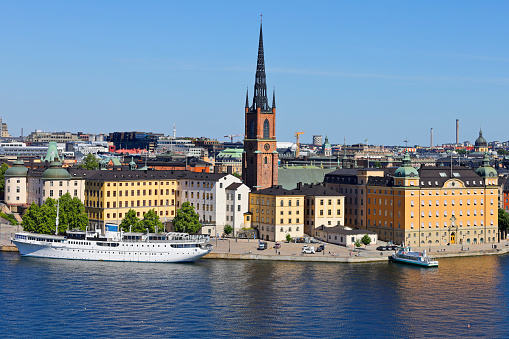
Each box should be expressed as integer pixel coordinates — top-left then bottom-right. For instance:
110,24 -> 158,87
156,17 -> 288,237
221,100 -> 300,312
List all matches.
0,212 -> 18,225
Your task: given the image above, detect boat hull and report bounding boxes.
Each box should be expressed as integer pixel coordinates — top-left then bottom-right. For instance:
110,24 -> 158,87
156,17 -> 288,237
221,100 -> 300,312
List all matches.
389,255 -> 438,267
12,239 -> 212,263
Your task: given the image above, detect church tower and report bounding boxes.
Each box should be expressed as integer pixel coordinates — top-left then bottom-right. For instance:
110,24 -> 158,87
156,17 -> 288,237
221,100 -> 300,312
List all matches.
242,20 -> 278,190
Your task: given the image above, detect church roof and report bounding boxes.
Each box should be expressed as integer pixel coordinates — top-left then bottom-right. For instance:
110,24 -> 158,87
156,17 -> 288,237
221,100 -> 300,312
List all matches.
475,129 -> 488,147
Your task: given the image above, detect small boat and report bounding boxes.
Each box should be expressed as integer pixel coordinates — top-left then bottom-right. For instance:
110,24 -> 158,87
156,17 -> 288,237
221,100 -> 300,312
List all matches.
389,245 -> 438,267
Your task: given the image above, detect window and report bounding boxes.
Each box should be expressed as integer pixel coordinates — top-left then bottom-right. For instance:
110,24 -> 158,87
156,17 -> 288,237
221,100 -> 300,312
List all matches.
263,119 -> 270,139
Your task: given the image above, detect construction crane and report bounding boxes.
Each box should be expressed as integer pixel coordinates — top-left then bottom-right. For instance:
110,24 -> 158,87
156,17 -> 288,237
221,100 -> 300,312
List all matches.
295,132 -> 305,158
224,134 -> 244,143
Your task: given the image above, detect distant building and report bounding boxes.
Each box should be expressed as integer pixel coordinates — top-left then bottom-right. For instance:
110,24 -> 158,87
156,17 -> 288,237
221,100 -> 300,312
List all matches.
474,129 -> 489,153
215,148 -> 243,175
313,135 -> 323,147
107,132 -> 163,152
26,130 -> 81,143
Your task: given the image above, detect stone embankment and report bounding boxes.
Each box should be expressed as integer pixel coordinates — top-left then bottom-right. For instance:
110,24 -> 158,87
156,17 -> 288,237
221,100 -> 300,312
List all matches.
203,238 -> 509,263
0,224 -> 21,252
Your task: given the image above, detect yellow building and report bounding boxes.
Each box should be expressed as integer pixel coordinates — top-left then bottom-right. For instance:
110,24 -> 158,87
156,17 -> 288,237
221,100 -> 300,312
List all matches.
366,153 -> 499,247
85,171 -> 178,231
248,186 -> 305,242
297,183 -> 345,236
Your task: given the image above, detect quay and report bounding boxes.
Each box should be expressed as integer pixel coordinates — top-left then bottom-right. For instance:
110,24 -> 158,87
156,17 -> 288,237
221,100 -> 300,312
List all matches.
3,224 -> 509,262
203,237 -> 509,263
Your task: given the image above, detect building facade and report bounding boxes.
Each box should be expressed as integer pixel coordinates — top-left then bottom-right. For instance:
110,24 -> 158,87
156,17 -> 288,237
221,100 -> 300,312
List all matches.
176,172 -> 249,236
366,153 -> 499,247
242,21 -> 278,190
324,168 -> 385,228
248,185 -> 305,242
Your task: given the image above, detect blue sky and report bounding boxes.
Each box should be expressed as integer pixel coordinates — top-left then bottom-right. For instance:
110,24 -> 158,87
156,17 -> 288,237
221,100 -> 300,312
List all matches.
1,1 -> 509,146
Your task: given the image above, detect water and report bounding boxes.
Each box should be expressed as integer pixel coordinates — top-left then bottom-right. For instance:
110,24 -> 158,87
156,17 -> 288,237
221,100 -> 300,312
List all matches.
1,253 -> 508,339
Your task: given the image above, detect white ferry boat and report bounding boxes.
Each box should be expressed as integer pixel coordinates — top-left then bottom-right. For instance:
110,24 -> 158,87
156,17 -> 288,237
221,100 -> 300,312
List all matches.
389,245 -> 439,267
11,225 -> 212,263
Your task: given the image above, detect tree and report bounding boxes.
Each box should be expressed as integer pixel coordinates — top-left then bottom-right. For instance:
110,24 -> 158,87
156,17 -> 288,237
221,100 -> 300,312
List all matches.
120,209 -> 140,232
286,234 -> 292,242
354,239 -> 362,248
498,208 -> 509,239
57,193 -> 88,233
361,234 -> 372,248
172,202 -> 201,234
232,172 -> 241,179
80,154 -> 100,170
21,195 -> 88,235
497,149 -> 507,156
21,203 -> 43,233
0,162 -> 9,199
139,209 -> 163,233
224,224 -> 233,236
457,149 -> 469,155
374,161 -> 382,168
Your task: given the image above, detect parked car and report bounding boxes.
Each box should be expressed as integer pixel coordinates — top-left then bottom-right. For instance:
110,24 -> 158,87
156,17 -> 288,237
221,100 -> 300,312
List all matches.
258,242 -> 268,250
302,245 -> 315,254
376,246 -> 386,251
316,244 -> 325,252
274,242 -> 281,249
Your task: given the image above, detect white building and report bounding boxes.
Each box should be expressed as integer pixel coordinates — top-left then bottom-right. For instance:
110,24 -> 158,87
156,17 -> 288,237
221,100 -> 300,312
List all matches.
176,172 -> 250,236
314,225 -> 378,247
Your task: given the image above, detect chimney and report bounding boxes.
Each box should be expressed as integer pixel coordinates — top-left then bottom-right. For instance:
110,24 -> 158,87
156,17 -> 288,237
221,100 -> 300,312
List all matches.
456,119 -> 459,144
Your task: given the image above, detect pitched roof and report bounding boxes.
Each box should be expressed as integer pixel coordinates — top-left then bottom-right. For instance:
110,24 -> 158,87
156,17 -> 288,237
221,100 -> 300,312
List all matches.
278,167 -> 335,190
291,183 -> 342,196
226,183 -> 243,190
254,185 -> 305,196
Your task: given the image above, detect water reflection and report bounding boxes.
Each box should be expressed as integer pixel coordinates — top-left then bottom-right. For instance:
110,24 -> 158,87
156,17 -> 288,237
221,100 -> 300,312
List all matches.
1,253 -> 509,338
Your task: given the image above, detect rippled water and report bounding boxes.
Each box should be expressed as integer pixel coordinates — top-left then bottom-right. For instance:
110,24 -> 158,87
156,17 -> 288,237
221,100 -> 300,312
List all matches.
1,252 -> 508,338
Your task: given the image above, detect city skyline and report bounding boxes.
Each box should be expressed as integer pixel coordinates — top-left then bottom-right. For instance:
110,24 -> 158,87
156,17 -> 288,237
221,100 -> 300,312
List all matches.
2,1 -> 509,146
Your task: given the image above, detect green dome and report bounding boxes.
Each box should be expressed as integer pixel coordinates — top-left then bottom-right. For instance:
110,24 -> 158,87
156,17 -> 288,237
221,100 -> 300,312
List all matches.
395,153 -> 419,178
4,159 -> 28,177
42,162 -> 71,179
476,153 -> 497,177
475,130 -> 487,147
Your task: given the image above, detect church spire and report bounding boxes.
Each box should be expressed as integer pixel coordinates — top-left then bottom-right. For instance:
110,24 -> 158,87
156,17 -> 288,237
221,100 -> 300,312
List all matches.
252,19 -> 269,111
272,87 -> 276,108
245,87 -> 249,108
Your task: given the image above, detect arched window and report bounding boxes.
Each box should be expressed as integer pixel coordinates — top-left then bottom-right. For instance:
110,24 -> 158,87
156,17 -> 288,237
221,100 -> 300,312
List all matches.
249,120 -> 255,139
263,119 -> 270,139
264,157 -> 267,164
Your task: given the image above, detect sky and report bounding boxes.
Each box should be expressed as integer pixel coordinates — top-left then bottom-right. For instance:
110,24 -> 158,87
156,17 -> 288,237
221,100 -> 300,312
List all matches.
1,1 -> 509,146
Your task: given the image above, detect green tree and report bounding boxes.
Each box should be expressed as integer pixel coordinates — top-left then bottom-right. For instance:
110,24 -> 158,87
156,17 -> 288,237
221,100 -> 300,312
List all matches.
224,224 -> 233,236
232,172 -> 241,179
80,154 -> 100,170
139,209 -> 163,233
21,203 -> 43,233
354,239 -> 362,248
21,195 -> 88,235
498,208 -> 509,239
57,193 -> 88,233
361,234 -> 372,248
457,149 -> 469,155
0,162 -> 9,199
374,161 -> 381,168
497,149 -> 507,155
172,202 -> 201,234
286,234 -> 292,242
120,209 -> 140,232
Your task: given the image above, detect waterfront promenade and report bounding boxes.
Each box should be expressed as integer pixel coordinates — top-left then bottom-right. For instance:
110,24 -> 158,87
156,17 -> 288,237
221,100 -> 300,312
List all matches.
204,237 -> 509,263
3,224 -> 508,262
